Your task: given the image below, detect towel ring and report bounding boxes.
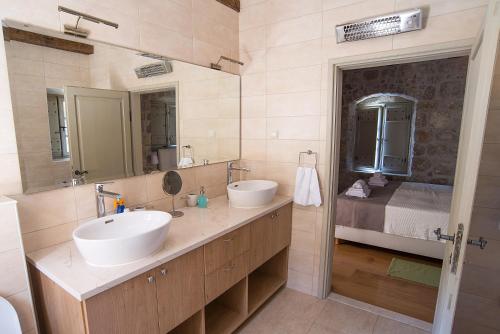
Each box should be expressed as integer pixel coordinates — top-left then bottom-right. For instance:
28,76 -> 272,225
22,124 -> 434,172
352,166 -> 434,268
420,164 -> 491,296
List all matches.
298,150 -> 318,167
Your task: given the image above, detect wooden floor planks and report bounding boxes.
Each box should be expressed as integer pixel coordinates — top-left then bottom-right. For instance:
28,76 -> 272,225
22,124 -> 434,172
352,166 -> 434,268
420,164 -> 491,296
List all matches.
331,241 -> 442,322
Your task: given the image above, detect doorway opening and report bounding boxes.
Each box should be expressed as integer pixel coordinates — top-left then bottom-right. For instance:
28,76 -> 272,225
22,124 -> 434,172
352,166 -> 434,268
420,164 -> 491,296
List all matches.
329,56 -> 469,323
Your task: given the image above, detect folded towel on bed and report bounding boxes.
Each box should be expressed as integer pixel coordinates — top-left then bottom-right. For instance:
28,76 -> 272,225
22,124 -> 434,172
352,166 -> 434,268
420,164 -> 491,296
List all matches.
346,180 -> 371,198
369,172 -> 388,187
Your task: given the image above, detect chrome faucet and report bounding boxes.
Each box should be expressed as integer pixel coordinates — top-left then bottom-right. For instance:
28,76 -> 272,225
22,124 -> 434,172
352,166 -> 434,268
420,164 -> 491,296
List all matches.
95,182 -> 121,218
227,161 -> 250,185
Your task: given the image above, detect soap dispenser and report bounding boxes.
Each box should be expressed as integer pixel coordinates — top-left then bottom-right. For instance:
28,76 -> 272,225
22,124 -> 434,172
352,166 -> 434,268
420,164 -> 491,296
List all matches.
197,186 -> 208,208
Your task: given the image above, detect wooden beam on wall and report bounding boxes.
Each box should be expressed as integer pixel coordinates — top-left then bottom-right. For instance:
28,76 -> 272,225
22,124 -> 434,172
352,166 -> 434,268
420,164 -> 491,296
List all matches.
2,27 -> 94,55
216,0 -> 240,12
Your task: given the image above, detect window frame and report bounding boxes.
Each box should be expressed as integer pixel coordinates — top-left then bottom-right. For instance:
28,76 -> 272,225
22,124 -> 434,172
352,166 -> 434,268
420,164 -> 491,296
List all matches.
351,93 -> 416,176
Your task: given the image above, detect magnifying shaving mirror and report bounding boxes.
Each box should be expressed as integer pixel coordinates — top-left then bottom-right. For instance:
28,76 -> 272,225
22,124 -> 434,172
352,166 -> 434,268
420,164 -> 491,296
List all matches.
162,171 -> 184,218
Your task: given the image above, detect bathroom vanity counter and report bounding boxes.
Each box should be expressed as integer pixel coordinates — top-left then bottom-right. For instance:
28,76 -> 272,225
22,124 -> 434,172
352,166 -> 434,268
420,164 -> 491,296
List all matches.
27,195 -> 292,301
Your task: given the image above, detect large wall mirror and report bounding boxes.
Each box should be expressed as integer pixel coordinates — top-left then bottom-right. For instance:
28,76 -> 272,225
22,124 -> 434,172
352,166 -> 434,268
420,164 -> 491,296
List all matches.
3,24 -> 241,193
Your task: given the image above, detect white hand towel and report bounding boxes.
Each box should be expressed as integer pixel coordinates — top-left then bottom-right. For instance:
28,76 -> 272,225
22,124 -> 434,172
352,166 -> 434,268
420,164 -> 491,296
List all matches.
178,157 -> 193,168
293,167 -> 322,207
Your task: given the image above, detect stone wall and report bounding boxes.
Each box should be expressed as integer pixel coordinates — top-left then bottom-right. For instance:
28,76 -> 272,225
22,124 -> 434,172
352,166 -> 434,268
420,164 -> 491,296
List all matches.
339,56 -> 469,192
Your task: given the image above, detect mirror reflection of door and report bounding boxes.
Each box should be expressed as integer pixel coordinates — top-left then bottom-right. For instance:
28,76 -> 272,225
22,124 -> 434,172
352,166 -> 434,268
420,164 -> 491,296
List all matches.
65,87 -> 133,182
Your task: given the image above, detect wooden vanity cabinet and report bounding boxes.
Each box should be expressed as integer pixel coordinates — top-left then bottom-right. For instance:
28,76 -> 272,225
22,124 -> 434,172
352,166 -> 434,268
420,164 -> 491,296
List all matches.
30,202 -> 293,334
155,247 -> 204,333
249,204 -> 292,272
84,270 -> 160,334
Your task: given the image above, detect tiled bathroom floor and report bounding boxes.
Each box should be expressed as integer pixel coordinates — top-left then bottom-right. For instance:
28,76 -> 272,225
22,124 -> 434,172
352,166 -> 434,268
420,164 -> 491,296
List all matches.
237,288 -> 430,334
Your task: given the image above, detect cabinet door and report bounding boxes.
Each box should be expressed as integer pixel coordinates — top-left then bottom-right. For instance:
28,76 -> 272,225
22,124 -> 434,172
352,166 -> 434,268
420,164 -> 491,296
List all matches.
249,204 -> 293,272
84,270 -> 159,334
156,248 -> 205,333
275,203 -> 292,253
249,214 -> 275,272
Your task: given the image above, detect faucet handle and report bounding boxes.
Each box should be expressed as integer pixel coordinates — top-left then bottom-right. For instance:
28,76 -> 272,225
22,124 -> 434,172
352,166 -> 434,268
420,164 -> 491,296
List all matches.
95,181 -> 114,191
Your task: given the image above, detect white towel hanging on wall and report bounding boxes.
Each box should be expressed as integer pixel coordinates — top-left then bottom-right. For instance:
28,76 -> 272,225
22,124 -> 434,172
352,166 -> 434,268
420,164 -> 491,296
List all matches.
293,166 -> 322,207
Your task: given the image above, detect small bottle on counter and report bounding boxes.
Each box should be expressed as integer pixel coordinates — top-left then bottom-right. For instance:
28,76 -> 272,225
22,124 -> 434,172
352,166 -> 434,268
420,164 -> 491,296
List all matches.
197,186 -> 208,208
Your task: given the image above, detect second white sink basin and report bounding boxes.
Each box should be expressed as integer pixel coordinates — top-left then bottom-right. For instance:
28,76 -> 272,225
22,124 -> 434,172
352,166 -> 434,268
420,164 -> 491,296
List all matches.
73,211 -> 172,266
227,180 -> 278,208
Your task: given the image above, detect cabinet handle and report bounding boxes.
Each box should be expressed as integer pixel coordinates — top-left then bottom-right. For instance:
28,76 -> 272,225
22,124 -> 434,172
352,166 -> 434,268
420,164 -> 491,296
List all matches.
223,238 -> 233,243
147,276 -> 155,284
271,211 -> 279,220
160,268 -> 168,276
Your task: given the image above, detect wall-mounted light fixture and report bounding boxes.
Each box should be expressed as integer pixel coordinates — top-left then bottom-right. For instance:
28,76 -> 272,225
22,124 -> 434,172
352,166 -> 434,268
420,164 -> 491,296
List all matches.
58,6 -> 119,38
210,56 -> 244,71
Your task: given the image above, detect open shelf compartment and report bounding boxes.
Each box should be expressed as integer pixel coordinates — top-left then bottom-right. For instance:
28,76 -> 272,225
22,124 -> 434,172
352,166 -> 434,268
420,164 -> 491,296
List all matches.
205,277 -> 247,334
167,309 -> 204,334
248,247 -> 288,315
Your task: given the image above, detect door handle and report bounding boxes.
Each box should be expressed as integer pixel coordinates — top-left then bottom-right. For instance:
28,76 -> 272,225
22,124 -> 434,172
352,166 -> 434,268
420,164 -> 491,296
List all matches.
467,236 -> 487,250
434,228 -> 455,242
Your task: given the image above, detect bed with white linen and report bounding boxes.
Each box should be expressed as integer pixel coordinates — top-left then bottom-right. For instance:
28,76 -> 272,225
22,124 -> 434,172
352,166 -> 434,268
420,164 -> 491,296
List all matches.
335,182 -> 452,259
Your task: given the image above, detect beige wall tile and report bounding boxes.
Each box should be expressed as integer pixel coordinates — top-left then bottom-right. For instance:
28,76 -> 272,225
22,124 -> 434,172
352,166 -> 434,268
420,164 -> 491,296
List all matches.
267,13 -> 322,48
267,116 -> 321,140
267,91 -> 321,117
392,7 -> 486,49
240,49 -> 266,75
138,0 -> 193,38
12,187 -> 77,233
22,221 -> 77,253
242,139 -> 267,161
266,0 -> 322,24
266,65 -> 321,94
239,2 -> 267,31
240,26 -> 267,52
289,248 -> 315,275
6,289 -> 36,332
287,269 -> 313,294
242,118 -> 267,139
242,96 -> 266,118
242,72 -> 266,96
291,229 -> 315,254
140,22 -> 194,62
0,248 -> 28,296
266,139 -> 320,163
265,162 -> 297,187
395,0 -> 488,17
266,39 -> 322,72
73,183 -> 97,220
0,202 -> 22,253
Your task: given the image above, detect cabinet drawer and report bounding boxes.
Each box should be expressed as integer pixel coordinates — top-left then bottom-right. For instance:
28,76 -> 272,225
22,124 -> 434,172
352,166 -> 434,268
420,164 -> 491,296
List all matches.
205,252 -> 249,303
204,225 -> 250,274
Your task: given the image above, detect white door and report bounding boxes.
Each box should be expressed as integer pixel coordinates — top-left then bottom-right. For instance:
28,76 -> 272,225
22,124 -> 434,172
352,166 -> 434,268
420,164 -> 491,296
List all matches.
65,87 -> 133,182
433,2 -> 500,333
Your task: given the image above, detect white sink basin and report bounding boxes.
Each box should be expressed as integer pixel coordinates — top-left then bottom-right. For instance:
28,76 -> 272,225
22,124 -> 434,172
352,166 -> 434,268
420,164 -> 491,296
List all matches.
227,180 -> 278,208
73,211 -> 172,266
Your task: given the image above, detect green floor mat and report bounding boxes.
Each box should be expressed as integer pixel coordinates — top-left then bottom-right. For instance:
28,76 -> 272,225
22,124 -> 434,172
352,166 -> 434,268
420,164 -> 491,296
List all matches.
387,258 -> 441,288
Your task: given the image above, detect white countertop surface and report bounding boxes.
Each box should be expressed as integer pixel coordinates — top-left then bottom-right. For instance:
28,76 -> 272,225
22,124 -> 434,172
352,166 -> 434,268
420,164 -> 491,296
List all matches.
27,195 -> 293,301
